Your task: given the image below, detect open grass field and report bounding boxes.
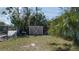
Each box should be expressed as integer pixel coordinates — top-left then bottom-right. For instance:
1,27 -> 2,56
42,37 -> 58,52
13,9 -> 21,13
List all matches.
0,35 -> 78,51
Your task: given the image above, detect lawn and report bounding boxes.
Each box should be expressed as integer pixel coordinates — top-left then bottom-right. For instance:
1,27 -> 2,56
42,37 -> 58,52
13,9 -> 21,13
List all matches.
0,35 -> 78,51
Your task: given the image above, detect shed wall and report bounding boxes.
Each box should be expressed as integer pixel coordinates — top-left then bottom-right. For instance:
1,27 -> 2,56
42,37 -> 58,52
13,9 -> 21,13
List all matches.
29,26 -> 43,35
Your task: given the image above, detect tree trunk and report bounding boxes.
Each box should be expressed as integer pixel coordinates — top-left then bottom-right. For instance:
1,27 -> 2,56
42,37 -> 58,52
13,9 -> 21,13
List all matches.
73,30 -> 79,45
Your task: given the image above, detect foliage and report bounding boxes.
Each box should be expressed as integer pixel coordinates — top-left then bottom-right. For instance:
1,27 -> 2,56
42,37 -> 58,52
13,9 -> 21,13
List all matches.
2,7 -> 48,35
0,21 -> 6,26
0,22 -> 7,34
48,8 -> 79,45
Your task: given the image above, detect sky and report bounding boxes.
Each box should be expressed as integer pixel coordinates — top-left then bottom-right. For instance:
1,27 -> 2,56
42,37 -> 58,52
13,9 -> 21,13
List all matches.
0,7 -> 62,25
42,7 -> 62,19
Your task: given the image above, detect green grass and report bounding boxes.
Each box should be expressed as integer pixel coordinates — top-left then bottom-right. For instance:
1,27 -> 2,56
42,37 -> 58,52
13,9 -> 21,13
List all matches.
0,35 -> 78,51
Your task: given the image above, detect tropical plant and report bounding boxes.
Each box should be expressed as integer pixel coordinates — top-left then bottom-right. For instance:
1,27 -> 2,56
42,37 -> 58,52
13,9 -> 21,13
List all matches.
2,7 -> 48,35
48,7 -> 79,44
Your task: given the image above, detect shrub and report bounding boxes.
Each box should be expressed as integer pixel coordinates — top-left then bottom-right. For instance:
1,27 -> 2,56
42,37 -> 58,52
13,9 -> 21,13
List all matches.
55,43 -> 72,51
63,43 -> 72,48
49,42 -> 58,46
48,29 -> 54,35
56,45 -> 71,51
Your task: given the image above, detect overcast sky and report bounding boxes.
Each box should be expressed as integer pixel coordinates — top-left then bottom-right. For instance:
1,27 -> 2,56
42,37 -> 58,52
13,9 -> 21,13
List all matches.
0,7 -> 62,25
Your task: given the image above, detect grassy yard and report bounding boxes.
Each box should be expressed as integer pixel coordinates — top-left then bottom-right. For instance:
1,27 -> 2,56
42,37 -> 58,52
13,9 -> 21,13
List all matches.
0,35 -> 78,51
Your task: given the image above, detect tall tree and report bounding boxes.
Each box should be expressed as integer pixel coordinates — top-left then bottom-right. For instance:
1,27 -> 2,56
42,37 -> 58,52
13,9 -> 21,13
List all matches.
3,7 -> 48,35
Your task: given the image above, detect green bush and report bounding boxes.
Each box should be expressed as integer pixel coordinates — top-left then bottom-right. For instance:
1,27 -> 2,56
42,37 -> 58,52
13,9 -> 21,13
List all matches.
55,43 -> 72,51
49,42 -> 58,46
48,29 -> 54,35
56,45 -> 71,51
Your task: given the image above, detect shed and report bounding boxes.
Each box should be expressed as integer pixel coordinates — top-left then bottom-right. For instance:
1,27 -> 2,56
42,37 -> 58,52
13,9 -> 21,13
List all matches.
29,26 -> 43,35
